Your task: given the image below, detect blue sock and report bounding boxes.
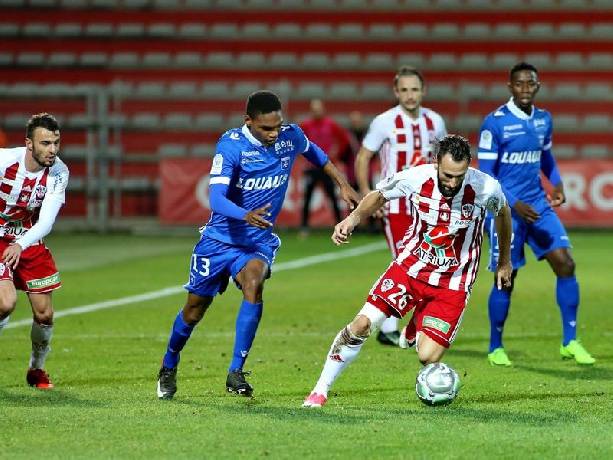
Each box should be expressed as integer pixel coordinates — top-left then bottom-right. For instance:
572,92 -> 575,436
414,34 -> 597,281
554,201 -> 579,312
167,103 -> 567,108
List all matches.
229,300 -> 263,372
556,276 -> 579,346
162,310 -> 195,369
488,285 -> 511,352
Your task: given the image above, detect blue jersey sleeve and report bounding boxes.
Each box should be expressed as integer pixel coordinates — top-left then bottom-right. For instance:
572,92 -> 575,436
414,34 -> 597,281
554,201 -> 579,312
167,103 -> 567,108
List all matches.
303,141 -> 329,168
540,113 -> 561,186
477,115 -> 519,207
209,183 -> 248,220
208,135 -> 249,219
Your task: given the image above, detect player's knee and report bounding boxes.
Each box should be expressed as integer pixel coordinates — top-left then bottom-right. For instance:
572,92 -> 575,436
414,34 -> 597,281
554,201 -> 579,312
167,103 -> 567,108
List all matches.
183,299 -> 212,324
33,308 -> 53,325
558,257 -> 576,277
0,297 -> 17,317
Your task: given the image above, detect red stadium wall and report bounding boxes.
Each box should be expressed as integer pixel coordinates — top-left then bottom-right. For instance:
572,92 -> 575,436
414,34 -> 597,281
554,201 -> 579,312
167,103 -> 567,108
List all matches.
160,158 -> 613,228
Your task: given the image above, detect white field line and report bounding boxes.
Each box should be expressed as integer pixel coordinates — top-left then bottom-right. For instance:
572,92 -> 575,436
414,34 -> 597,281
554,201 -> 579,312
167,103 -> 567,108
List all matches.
5,241 -> 387,330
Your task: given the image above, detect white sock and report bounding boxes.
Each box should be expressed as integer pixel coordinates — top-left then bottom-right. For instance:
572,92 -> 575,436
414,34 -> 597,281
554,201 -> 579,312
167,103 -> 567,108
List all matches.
380,316 -> 399,333
312,326 -> 367,396
29,322 -> 53,369
0,315 -> 8,334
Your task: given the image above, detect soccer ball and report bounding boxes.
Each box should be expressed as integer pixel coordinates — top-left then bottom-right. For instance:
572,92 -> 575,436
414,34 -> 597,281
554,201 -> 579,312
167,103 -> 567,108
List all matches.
415,362 -> 460,406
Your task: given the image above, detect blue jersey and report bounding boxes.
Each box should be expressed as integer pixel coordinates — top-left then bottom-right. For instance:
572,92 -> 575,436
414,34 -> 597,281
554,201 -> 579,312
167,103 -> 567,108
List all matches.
477,98 -> 560,213
203,124 -> 326,247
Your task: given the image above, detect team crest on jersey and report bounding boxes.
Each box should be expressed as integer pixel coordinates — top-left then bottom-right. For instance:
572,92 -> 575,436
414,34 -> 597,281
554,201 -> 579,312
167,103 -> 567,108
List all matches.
479,130 -> 493,150
211,154 -> 223,174
414,225 -> 459,268
461,204 -> 474,219
35,185 -> 47,201
380,278 -> 395,292
281,156 -> 290,169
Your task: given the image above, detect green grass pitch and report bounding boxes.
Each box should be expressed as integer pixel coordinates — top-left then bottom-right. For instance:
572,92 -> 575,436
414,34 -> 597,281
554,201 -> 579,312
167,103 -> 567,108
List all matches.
1,231 -> 612,459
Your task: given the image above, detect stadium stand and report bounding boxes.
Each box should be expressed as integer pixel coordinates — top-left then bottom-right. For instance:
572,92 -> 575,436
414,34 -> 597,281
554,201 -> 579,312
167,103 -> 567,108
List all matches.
0,2 -> 611,219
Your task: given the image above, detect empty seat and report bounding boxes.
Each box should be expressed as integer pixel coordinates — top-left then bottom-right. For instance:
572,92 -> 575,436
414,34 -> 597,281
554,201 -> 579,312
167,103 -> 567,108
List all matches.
332,53 -> 361,69
59,0 -> 88,6
233,81 -> 261,98
116,23 -> 145,37
552,144 -> 577,159
269,53 -> 297,68
131,113 -> 162,130
558,23 -> 586,38
0,0 -> 25,6
190,143 -> 216,157
108,80 -> 134,97
554,114 -> 578,131
493,23 -> 523,39
552,84 -> 582,100
204,52 -> 233,67
581,145 -> 608,158
453,115 -> 482,133
428,53 -> 457,69
427,83 -> 454,100
80,52 -> 109,66
397,53 -> 425,68
178,23 -> 207,38
159,143 -> 188,157
209,23 -> 239,39
141,52 -> 171,67
585,83 -> 611,100
524,52 -> 553,69
305,23 -> 334,39
555,53 -> 584,69
194,113 -> 225,130
0,53 -> 13,66
490,53 -> 520,69
16,52 -> 45,66
174,52 -> 203,67
295,82 -> 325,99
47,52 -> 77,66
526,23 -> 554,38
90,0 -> 119,6
242,23 -> 270,38
54,23 -> 82,37
273,23 -> 302,38
22,23 -> 52,37
135,82 -> 166,98
590,23 -> 613,39
183,0 -> 213,8
301,53 -> 330,69
110,52 -> 140,67
227,114 -> 246,129
463,23 -> 491,39
200,82 -> 231,98
152,0 -> 180,8
583,114 -> 610,131
431,23 -> 460,39
236,52 -> 266,68
458,83 -> 486,99
328,82 -> 358,100
85,23 -> 114,36
586,53 -> 613,69
368,23 -> 396,39
0,24 -> 18,36
336,23 -> 365,39
398,23 -> 428,39
361,83 -> 389,100
364,53 -> 394,70
148,23 -> 176,37
488,84 -> 508,100
164,113 -> 193,130
168,82 -> 199,98
67,113 -> 94,129
458,53 -> 488,69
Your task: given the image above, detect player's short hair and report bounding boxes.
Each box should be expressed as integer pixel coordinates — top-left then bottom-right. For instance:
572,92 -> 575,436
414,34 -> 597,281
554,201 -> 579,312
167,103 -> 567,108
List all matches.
435,134 -> 472,164
393,66 -> 425,88
26,113 -> 60,139
509,62 -> 539,80
246,91 -> 282,118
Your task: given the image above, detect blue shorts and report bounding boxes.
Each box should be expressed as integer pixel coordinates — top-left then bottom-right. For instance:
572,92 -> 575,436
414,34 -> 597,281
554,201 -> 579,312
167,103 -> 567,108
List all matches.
486,206 -> 571,271
184,234 -> 281,297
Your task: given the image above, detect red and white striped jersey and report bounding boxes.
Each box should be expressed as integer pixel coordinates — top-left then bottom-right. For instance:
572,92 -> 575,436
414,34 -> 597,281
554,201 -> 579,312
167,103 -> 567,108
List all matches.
0,147 -> 69,242
376,164 -> 506,292
363,105 -> 447,215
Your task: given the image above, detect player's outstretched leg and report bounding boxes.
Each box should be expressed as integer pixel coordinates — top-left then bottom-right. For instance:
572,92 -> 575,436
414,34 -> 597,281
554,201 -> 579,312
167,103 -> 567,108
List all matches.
304,304 -> 387,408
487,283 -> 513,366
377,316 -> 400,346
158,309 -> 196,400
555,275 -> 595,365
27,321 -> 54,389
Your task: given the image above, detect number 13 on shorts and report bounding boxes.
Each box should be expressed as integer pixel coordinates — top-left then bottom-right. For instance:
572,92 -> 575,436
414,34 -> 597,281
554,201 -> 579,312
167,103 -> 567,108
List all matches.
191,255 -> 210,277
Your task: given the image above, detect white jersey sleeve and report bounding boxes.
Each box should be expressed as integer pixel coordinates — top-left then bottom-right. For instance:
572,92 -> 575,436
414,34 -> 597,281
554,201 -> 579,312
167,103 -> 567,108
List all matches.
47,158 -> 69,204
375,168 -> 418,201
479,171 -> 507,215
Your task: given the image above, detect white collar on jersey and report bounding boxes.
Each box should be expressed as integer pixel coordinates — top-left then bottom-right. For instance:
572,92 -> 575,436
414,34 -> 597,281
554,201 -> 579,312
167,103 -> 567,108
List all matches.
241,124 -> 262,147
397,105 -> 424,122
506,97 -> 534,120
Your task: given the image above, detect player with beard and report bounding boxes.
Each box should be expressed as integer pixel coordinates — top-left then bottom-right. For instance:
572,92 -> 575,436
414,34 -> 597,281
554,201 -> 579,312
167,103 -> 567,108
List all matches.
0,113 -> 69,389
304,135 -> 512,407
